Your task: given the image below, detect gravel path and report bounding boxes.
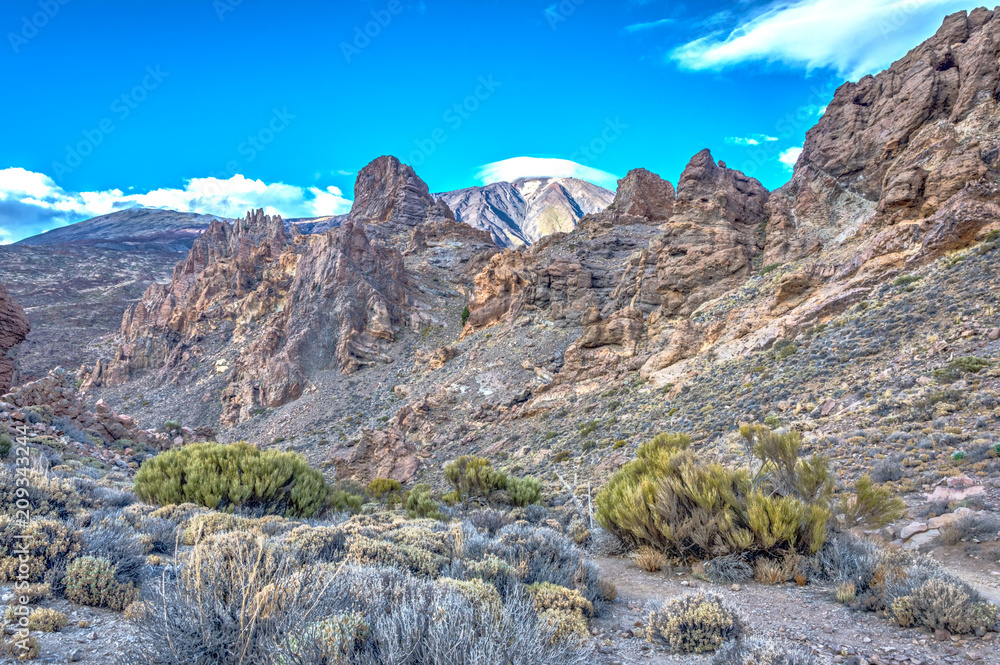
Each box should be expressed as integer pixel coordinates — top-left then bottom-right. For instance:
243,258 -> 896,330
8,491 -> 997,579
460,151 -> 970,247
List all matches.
586,556 -> 1000,665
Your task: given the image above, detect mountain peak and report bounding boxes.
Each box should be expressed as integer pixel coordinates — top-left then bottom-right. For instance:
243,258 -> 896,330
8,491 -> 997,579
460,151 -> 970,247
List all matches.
437,176 -> 614,247
348,155 -> 454,227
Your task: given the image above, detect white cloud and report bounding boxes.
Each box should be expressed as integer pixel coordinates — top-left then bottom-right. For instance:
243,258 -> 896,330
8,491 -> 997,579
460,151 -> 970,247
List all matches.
725,134 -> 779,147
623,18 -> 674,33
779,146 -> 803,171
671,0 -> 980,79
0,168 -> 353,243
476,157 -> 620,190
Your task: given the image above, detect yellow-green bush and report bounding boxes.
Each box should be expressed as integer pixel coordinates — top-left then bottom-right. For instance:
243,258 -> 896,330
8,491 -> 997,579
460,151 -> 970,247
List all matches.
64,555 -> 137,611
366,478 -> 402,503
837,476 -> 905,529
646,593 -> 745,653
404,484 -> 442,519
0,518 -> 82,582
133,441 -> 328,518
595,433 -> 753,557
891,577 -> 999,634
2,634 -> 40,661
526,582 -> 594,617
506,475 -> 543,507
26,608 -> 68,632
445,456 -> 508,502
538,609 -> 590,644
596,429 -> 895,561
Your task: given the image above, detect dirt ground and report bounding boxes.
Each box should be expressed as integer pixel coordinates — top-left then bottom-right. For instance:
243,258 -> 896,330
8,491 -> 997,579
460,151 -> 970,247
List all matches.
586,555 -> 1000,665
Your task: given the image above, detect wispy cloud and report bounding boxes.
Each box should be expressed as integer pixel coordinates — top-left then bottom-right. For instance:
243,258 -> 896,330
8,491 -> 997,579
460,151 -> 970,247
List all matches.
725,134 -> 779,147
779,146 -> 803,171
476,157 -> 619,190
623,18 -> 674,33
0,168 -> 352,243
670,0 -> 979,79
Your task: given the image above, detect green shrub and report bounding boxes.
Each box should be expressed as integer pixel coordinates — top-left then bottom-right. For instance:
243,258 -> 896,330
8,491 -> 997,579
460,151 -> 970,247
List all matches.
133,441 -> 328,517
646,593 -> 745,653
366,478 -> 402,503
892,274 -> 921,287
0,432 -> 12,458
404,484 -> 442,520
949,356 -> 991,374
444,456 -> 508,503
506,476 -> 543,507
760,263 -> 782,276
836,476 -> 905,529
526,582 -> 594,617
891,577 -> 998,634
64,555 -> 137,611
596,430 -> 858,560
0,518 -> 82,582
461,305 -> 470,326
327,488 -> 364,514
27,608 -> 68,632
596,433 -> 754,557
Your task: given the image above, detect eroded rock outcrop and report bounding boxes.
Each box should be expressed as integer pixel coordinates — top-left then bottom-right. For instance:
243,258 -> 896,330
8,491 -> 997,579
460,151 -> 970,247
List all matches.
462,167 -> 678,333
349,155 -> 456,231
328,426 -> 420,483
96,205 -> 411,424
650,150 -> 769,316
0,284 -> 29,393
765,8 -> 1000,268
2,368 -> 184,449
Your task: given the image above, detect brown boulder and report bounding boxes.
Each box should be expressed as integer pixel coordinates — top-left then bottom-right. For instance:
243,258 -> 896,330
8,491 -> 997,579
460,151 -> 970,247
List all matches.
329,427 -> 419,483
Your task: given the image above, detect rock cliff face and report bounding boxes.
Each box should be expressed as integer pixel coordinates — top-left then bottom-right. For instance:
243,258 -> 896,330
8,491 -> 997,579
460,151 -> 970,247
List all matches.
94,202 -> 413,424
463,153 -> 767,337
349,156 -> 456,230
0,284 -> 29,393
765,8 -> 1000,270
75,11 -> 1000,490
438,177 -> 614,247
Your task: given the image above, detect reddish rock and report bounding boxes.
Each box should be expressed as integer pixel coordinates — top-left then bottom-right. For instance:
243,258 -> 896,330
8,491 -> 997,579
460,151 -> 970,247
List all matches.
329,427 -> 419,483
0,284 -> 30,393
765,8 -> 1000,269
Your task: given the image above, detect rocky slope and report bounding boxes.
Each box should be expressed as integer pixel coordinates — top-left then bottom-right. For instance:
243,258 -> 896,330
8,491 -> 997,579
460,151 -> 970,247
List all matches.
438,177 -> 615,247
15,208 -> 220,252
56,11 -> 1000,505
0,284 -> 29,393
0,244 -> 183,382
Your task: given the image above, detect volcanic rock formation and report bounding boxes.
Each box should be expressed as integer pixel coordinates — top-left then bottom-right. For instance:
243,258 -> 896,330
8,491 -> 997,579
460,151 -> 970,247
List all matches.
765,8 -> 1000,270
0,284 -> 29,393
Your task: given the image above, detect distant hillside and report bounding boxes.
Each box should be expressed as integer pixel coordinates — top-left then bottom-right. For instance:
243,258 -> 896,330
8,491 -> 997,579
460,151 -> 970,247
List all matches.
15,208 -> 222,251
436,177 -> 615,247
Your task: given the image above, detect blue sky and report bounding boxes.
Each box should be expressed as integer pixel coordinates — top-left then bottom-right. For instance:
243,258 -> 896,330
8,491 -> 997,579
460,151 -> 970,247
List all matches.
0,0 -> 984,242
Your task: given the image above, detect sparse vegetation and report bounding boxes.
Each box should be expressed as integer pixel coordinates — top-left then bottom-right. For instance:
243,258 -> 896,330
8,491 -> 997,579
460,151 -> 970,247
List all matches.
133,441 -> 328,517
646,593 -> 745,653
